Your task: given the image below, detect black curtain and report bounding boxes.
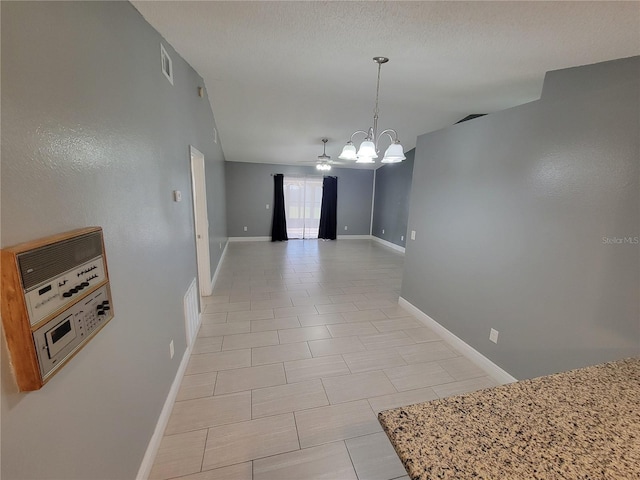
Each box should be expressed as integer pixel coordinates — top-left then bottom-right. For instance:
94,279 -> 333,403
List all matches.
271,174 -> 288,241
318,176 -> 338,240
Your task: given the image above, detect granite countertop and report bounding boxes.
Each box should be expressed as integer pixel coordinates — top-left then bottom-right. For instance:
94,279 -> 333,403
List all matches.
378,357 -> 640,480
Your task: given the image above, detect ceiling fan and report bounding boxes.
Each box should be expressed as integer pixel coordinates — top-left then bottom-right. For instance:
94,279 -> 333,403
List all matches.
316,138 -> 332,171
299,138 -> 348,170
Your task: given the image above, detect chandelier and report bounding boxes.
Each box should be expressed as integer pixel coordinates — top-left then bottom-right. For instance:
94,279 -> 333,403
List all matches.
339,57 -> 405,164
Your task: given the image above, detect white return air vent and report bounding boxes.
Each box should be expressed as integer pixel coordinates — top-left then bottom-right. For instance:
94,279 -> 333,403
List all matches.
183,278 -> 199,347
160,44 -> 173,85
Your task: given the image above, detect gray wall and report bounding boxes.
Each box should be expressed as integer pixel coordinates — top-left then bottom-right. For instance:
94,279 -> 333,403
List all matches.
226,161 -> 374,237
1,2 -> 226,479
372,149 -> 415,247
402,56 -> 639,380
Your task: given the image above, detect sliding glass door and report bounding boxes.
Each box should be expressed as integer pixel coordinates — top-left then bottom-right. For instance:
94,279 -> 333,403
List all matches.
283,176 -> 323,239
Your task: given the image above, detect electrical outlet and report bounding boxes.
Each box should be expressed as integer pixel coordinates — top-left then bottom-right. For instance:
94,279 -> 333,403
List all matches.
344,226 -> 348,231
382,229 -> 385,234
266,204 -> 270,209
489,328 -> 499,344
410,230 -> 416,240
169,340 -> 175,359
173,190 -> 182,202
243,226 -> 248,232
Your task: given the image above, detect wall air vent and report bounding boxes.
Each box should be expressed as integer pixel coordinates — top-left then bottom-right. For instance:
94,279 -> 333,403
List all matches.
160,44 -> 173,85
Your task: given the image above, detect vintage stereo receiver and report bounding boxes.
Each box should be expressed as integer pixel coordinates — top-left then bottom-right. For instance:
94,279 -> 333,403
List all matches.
1,227 -> 114,391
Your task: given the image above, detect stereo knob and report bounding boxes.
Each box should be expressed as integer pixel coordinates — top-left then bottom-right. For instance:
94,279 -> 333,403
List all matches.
97,310 -> 105,316
70,288 -> 78,294
82,282 -> 90,287
77,284 -> 84,291
63,292 -> 72,298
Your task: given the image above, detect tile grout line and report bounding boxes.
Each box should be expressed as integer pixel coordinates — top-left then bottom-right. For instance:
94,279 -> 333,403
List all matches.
199,427 -> 210,474
292,405 -> 303,453
343,439 -> 361,480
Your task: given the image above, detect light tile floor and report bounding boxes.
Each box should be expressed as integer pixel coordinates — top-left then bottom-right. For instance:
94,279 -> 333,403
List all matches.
149,240 -> 499,480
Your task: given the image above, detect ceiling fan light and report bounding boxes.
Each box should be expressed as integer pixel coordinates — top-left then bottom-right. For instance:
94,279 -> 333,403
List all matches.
381,142 -> 406,163
355,156 -> 375,164
357,140 -> 377,159
338,142 -> 357,160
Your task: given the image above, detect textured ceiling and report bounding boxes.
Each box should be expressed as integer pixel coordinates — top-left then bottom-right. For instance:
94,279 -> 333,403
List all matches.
131,1 -> 640,169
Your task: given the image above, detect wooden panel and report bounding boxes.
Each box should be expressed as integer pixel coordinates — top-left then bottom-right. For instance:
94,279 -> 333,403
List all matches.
1,249 -> 42,390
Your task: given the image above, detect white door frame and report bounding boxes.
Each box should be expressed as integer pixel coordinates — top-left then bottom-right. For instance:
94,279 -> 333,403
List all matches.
190,146 -> 212,296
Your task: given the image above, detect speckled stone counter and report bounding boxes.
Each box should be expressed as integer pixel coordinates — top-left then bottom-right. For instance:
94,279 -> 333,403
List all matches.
379,358 -> 640,480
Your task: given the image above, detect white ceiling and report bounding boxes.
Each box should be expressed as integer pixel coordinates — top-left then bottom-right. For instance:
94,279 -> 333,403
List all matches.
132,1 -> 640,169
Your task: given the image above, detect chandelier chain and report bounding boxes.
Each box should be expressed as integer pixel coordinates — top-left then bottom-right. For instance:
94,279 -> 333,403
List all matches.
374,61 -> 382,117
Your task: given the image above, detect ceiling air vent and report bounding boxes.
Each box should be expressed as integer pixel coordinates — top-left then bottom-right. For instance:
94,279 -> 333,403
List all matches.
160,44 -> 173,85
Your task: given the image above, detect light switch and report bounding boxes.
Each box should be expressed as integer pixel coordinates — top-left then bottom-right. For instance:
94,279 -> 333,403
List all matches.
266,204 -> 270,209
410,230 -> 416,240
173,190 -> 182,202
489,328 -> 499,344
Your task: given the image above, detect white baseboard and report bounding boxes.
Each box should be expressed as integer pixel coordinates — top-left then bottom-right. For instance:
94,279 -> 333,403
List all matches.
209,240 -> 229,293
228,235 -> 376,242
228,236 -> 270,242
372,236 -> 405,254
337,235 -> 372,240
136,339 -> 196,480
398,297 -> 517,385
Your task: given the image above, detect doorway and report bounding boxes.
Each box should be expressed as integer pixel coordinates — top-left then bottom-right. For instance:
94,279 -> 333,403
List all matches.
190,146 -> 212,296
283,176 -> 323,239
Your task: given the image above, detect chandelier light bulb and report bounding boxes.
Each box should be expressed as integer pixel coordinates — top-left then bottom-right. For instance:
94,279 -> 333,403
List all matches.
338,142 -> 357,160
381,142 -> 406,163
357,140 -> 378,159
355,156 -> 375,164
